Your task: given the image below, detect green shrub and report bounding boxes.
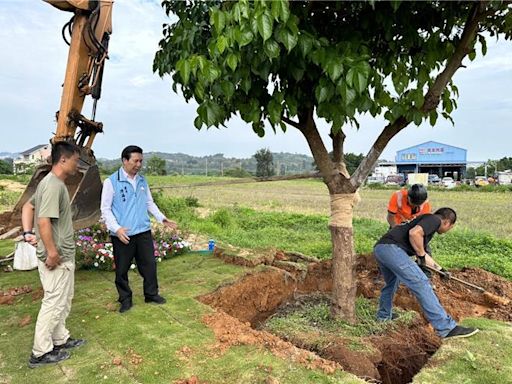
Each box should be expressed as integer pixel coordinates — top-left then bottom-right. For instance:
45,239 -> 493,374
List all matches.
184,196 -> 200,207
224,168 -> 253,178
452,184 -> 473,192
153,194 -> 196,222
0,191 -> 20,209
478,184 -> 512,193
210,208 -> 235,228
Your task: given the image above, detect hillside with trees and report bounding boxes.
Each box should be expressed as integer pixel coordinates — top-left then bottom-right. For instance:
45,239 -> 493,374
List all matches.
97,151 -> 315,176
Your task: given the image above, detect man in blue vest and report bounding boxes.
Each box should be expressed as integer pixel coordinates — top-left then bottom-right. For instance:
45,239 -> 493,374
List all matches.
101,145 -> 177,313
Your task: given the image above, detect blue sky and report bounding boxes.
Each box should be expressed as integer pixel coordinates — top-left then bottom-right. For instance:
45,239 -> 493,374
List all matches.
1,1 -> 511,161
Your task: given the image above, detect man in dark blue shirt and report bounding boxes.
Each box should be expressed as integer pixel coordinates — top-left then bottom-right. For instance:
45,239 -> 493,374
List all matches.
374,207 -> 479,339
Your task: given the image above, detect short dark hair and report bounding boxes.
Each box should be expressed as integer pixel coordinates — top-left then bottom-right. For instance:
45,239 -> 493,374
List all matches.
121,145 -> 143,161
434,207 -> 457,224
51,141 -> 80,165
408,184 -> 428,205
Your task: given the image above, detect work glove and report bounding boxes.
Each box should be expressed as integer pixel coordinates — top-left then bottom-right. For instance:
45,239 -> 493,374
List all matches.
416,256 -> 432,279
439,268 -> 452,280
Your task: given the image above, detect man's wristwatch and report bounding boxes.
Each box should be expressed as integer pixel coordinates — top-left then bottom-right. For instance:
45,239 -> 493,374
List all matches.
22,231 -> 35,241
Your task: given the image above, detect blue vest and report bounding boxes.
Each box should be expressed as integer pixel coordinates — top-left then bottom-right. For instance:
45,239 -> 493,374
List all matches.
109,169 -> 151,236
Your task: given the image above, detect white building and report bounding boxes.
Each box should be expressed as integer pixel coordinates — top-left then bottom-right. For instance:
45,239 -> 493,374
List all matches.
373,161 -> 397,178
13,144 -> 51,174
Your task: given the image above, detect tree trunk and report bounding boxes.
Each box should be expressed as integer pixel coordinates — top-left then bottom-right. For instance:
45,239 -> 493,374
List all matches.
330,223 -> 357,323
328,191 -> 360,324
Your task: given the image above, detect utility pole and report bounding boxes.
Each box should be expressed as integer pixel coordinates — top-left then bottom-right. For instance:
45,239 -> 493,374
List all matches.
221,161 -> 224,176
205,158 -> 208,177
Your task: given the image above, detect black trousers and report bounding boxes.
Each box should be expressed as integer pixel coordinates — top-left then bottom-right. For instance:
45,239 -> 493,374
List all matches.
111,230 -> 159,303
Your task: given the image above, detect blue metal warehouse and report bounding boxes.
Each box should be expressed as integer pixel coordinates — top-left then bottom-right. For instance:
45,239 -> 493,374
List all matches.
395,141 -> 467,180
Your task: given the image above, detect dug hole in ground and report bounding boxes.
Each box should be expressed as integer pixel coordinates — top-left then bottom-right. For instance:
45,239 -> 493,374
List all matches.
198,248 -> 512,384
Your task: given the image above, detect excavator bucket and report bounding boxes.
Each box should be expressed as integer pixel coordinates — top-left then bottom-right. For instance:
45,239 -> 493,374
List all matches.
0,157 -> 102,233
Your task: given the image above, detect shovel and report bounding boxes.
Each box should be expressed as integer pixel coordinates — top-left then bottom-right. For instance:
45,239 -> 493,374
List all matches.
426,266 -> 510,307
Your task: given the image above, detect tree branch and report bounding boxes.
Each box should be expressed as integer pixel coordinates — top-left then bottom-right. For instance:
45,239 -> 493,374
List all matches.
330,130 -> 346,167
298,108 -> 334,182
350,117 -> 408,188
422,1 -> 489,112
351,2 -> 494,188
282,116 -> 302,130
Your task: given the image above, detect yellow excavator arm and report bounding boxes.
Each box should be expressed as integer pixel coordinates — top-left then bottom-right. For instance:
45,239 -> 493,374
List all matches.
0,0 -> 113,235
46,0 -> 112,150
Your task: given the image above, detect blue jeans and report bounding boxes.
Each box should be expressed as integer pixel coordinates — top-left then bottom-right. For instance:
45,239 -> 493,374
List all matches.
373,244 -> 457,337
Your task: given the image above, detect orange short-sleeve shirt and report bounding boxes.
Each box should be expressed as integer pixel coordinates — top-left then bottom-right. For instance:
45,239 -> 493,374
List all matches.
387,188 -> 431,225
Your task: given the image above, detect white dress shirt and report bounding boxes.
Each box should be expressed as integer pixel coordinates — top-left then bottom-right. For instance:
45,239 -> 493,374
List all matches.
100,168 -> 166,234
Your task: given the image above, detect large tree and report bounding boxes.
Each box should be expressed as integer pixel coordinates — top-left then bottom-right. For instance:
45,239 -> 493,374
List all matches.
0,159 -> 13,175
146,155 -> 167,176
154,0 -> 512,322
254,148 -> 275,177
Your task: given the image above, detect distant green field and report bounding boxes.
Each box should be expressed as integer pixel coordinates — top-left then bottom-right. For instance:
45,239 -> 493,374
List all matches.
2,175 -> 511,239
148,176 -> 512,240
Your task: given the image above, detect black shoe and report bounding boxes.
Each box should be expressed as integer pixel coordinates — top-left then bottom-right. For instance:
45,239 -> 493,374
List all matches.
444,325 -> 480,339
119,301 -> 133,313
54,338 -> 86,351
28,349 -> 70,368
145,295 -> 166,304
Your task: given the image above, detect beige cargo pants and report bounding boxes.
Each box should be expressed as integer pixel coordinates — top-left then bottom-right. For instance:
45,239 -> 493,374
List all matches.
32,260 -> 75,357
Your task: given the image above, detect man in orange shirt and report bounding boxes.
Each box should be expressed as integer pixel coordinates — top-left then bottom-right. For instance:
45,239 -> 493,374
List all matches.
387,184 -> 431,228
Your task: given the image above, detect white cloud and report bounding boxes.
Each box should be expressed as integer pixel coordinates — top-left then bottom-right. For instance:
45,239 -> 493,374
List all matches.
129,75 -> 156,87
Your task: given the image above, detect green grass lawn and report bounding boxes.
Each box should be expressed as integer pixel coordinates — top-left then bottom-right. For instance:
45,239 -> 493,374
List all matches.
0,239 -> 14,257
0,253 -> 364,384
413,318 -> 512,384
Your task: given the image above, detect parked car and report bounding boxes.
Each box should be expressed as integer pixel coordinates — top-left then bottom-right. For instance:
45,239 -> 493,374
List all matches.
441,177 -> 456,189
474,176 -> 489,187
366,175 -> 385,184
428,174 -> 441,185
385,174 -> 405,186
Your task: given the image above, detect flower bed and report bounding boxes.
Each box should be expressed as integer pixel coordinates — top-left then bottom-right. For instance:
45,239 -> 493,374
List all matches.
75,223 -> 190,271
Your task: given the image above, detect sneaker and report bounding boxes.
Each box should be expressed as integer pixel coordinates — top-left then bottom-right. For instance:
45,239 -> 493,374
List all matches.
28,349 -> 70,368
444,325 -> 480,339
145,295 -> 166,304
376,313 -> 399,322
119,300 -> 133,313
54,338 -> 86,351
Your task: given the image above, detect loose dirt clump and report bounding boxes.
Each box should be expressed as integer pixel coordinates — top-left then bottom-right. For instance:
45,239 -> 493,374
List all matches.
0,285 -> 33,305
200,250 -> 512,383
18,315 -> 32,327
202,310 -> 340,374
173,376 -> 208,384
